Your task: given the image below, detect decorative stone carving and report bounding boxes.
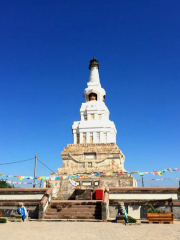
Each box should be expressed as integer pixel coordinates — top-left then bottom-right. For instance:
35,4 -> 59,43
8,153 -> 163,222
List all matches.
58,143 -> 125,174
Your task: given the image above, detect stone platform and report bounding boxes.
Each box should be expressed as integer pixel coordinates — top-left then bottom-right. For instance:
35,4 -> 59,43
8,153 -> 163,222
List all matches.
46,175 -> 137,199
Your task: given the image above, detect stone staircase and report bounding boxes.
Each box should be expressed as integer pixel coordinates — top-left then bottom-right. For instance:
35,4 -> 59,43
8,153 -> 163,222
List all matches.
44,200 -> 102,220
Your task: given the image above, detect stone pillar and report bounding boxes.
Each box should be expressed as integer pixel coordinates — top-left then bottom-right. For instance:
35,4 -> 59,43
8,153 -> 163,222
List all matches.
87,113 -> 91,121
86,132 -> 90,143
100,132 -> 105,143
73,133 -> 77,144
93,132 -> 97,143
80,132 -> 83,144
107,132 -> 111,143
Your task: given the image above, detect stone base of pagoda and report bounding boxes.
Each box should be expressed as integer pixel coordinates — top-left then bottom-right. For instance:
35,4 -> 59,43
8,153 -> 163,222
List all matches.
45,175 -> 137,200
59,143 -> 126,174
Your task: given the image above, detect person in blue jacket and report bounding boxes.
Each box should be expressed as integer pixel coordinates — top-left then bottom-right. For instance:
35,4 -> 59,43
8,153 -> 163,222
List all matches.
17,202 -> 28,222
114,202 -> 128,224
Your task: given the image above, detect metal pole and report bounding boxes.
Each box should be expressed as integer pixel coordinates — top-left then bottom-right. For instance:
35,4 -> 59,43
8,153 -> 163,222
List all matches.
33,154 -> 37,188
142,176 -> 144,187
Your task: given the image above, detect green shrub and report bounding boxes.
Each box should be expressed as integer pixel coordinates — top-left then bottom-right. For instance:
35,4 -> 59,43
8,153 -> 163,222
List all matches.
147,204 -> 155,213
147,204 -> 166,214
0,218 -> 7,223
128,216 -> 137,223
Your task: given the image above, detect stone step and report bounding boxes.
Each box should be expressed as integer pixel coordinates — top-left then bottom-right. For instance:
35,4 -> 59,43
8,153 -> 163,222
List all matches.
46,208 -> 57,213
51,203 -> 101,208
39,219 -> 102,222
45,200 -> 102,220
47,208 -> 101,213
52,200 -> 102,203
8,218 -> 23,222
44,215 -> 101,220
52,206 -> 101,210
51,200 -> 102,206
46,210 -> 101,215
46,213 -> 101,217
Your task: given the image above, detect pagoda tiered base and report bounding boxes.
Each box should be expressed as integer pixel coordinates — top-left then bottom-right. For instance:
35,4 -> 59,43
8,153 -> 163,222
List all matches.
59,143 -> 126,174
47,143 -> 136,199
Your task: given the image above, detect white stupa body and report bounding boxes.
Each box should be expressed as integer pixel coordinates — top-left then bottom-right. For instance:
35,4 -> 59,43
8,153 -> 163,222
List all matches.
72,58 -> 117,144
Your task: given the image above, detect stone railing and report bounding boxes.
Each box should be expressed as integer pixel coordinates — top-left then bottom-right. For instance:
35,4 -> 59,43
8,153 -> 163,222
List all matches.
101,188 -> 109,222
38,188 -> 52,219
108,187 -> 180,193
108,187 -> 179,200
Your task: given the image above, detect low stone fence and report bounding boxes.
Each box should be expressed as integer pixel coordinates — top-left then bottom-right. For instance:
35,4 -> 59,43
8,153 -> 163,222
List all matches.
0,188 -> 52,219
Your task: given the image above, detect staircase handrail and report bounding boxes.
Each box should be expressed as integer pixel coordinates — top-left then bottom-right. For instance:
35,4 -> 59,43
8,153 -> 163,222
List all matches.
102,188 -> 109,221
38,188 -> 52,219
102,188 -> 109,206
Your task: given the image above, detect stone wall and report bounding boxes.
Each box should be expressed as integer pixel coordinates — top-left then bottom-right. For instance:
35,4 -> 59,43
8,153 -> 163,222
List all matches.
109,205 -> 180,220
0,204 -> 39,218
173,207 -> 180,219
59,143 -> 125,174
0,188 -> 48,219
107,187 -> 180,220
47,179 -> 75,200
46,175 -> 136,199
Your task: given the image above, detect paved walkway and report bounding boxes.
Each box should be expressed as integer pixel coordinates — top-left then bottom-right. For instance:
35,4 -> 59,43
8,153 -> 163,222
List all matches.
1,221 -> 180,240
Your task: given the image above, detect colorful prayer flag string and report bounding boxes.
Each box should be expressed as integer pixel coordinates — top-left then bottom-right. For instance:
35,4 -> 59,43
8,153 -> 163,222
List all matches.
137,177 -> 180,182
0,167 -> 180,180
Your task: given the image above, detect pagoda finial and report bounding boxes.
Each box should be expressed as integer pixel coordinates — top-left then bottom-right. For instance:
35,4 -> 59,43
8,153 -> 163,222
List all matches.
89,57 -> 100,69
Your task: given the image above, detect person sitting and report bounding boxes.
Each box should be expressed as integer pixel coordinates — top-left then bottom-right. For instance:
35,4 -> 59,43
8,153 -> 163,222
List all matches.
17,202 -> 28,222
114,202 -> 128,224
119,205 -> 128,224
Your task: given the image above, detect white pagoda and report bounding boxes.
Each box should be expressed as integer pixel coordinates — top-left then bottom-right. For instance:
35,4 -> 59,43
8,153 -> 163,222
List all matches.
48,58 -> 136,199
58,57 -> 126,174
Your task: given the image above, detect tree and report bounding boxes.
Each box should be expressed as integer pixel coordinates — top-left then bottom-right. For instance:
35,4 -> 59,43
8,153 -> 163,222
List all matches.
0,180 -> 13,188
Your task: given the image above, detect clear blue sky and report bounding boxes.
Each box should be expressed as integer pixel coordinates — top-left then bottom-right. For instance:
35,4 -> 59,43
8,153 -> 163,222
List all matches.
0,0 -> 180,187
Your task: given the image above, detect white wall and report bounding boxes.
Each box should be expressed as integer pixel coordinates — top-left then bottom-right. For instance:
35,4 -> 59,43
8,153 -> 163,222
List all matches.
0,194 -> 43,200
109,193 -> 178,200
128,206 -> 141,219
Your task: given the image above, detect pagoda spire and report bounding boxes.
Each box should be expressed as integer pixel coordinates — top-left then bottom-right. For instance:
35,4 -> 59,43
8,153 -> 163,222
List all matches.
88,57 -> 101,87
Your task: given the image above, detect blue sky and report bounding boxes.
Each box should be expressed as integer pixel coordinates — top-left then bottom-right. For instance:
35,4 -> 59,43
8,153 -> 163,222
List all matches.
0,0 -> 180,187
